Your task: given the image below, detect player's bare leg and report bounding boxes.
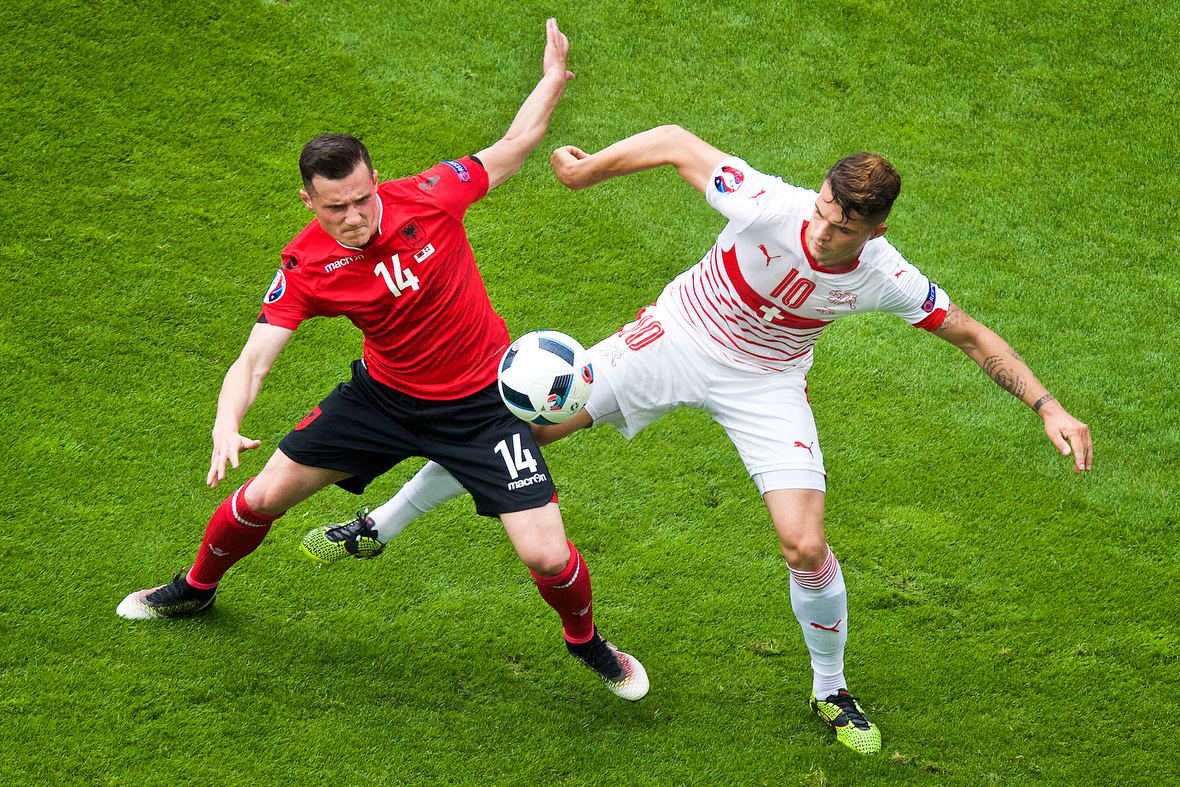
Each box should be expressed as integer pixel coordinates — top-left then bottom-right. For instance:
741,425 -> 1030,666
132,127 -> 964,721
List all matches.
765,488 -> 880,754
502,502 -> 648,701
117,451 -> 349,619
302,411 -> 596,564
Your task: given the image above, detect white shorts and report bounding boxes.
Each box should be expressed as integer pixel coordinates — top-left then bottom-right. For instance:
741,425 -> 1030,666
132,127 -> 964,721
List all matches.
585,306 -> 826,493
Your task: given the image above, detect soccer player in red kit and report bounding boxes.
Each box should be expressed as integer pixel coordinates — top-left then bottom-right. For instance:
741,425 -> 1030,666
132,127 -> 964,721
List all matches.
116,19 -> 648,702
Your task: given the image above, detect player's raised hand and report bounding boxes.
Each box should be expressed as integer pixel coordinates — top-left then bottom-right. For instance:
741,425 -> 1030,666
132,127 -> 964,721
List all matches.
1039,402 -> 1093,473
551,145 -> 590,188
207,428 -> 262,488
542,18 -> 574,82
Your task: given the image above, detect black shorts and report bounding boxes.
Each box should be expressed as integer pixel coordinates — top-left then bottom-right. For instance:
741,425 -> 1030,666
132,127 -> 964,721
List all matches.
278,360 -> 556,516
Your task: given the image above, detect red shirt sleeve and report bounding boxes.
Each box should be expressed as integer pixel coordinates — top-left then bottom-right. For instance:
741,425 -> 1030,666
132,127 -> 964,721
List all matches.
408,156 -> 489,221
257,262 -> 316,330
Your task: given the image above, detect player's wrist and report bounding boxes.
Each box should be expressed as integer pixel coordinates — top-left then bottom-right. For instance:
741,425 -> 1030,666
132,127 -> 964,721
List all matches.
211,420 -> 241,438
540,68 -> 567,87
1032,393 -> 1059,416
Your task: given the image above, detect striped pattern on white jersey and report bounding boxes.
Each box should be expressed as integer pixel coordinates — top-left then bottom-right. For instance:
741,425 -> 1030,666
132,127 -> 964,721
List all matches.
663,242 -> 829,374
656,155 -> 951,375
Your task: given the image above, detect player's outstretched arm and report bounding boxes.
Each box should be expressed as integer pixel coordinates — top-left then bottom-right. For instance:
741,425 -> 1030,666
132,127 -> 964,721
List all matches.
932,302 -> 1093,473
475,18 -> 574,191
551,125 -> 728,194
206,322 -> 293,488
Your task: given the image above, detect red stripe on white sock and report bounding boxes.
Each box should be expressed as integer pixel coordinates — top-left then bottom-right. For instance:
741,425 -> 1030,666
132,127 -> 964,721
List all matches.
789,547 -> 838,590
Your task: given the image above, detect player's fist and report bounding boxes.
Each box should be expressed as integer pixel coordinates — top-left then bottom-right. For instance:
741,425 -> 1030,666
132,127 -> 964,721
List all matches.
551,146 -> 590,189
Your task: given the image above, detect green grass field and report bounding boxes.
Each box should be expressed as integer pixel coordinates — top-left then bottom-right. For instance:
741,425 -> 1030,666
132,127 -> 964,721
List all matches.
2,0 -> 1177,784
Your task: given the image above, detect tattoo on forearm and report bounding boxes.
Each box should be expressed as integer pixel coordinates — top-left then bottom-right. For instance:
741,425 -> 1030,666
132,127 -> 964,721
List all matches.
1005,343 -> 1025,363
1032,394 -> 1056,413
982,355 -> 1028,399
933,304 -> 965,334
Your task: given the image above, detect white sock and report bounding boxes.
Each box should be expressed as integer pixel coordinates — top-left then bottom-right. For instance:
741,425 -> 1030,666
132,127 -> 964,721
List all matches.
788,546 -> 849,699
367,461 -> 467,542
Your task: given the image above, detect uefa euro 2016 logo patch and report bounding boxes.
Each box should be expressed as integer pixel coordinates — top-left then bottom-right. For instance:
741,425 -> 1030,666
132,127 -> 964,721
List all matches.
264,269 -> 286,304
443,160 -> 471,182
922,282 -> 937,312
714,165 -> 744,194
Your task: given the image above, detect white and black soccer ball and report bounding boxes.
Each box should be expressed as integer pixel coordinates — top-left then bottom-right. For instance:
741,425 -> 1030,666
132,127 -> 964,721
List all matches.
498,331 -> 594,425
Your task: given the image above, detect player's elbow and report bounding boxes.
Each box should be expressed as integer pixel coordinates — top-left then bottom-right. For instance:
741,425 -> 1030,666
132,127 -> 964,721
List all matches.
653,124 -> 689,140
653,125 -> 693,163
250,364 -> 272,388
233,350 -> 275,387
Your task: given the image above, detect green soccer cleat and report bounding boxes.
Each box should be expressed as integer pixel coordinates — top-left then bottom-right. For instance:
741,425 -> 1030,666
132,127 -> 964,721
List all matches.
301,511 -> 384,566
810,689 -> 882,754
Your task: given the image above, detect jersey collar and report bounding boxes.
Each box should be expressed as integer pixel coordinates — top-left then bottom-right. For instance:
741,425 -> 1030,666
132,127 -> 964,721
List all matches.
800,221 -> 861,274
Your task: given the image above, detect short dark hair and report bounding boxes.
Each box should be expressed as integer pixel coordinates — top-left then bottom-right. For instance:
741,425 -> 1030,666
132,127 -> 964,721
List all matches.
299,133 -> 372,192
825,153 -> 901,224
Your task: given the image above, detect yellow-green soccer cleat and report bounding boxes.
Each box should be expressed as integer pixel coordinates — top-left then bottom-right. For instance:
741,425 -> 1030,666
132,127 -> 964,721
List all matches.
301,511 -> 384,566
811,689 -> 882,754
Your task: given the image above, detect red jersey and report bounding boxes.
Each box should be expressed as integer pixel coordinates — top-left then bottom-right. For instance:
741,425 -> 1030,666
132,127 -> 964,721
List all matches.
260,156 -> 509,399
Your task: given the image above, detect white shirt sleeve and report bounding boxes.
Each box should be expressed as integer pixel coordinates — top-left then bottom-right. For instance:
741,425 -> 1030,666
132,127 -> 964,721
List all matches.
868,240 -> 952,329
704,156 -> 784,233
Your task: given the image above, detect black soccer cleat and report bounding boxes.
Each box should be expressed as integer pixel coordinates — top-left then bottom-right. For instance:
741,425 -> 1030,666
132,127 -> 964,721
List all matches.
116,571 -> 216,620
566,627 -> 649,701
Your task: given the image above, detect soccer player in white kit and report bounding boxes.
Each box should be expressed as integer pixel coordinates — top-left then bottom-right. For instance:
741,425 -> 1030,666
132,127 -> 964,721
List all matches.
301,125 -> 1093,754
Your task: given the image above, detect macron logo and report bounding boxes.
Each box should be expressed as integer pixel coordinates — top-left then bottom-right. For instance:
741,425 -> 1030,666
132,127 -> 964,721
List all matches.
507,472 -> 549,491
325,254 -> 365,273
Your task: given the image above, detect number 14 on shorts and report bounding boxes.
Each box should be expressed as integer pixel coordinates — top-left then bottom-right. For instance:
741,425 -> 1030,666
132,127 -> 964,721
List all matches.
495,434 -> 537,479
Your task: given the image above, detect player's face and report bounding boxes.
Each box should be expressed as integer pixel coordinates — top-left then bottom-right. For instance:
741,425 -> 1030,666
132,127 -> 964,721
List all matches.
300,161 -> 381,247
805,180 -> 886,268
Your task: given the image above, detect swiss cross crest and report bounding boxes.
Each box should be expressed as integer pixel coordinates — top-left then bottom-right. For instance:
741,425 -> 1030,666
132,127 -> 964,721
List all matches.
398,219 -> 428,250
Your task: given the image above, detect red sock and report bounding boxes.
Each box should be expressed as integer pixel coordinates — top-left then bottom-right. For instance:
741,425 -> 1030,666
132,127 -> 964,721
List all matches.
187,479 -> 283,588
531,540 -> 595,643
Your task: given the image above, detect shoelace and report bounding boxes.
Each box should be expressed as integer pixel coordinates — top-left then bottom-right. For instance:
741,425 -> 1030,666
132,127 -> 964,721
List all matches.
829,692 -> 871,729
583,638 -> 626,681
147,570 -> 194,603
332,511 -> 373,539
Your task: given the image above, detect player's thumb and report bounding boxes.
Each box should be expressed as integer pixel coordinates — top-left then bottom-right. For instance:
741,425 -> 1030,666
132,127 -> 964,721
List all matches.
1052,433 -> 1072,456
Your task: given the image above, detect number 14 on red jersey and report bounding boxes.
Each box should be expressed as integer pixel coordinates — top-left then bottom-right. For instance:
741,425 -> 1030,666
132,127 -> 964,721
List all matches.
373,254 -> 421,297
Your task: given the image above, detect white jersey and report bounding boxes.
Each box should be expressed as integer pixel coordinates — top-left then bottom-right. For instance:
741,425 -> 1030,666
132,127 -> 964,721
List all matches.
655,157 -> 951,374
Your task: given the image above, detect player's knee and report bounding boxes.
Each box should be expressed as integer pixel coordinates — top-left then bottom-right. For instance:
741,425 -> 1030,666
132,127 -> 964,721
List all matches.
781,535 -> 828,572
242,481 -> 287,517
521,542 -> 572,577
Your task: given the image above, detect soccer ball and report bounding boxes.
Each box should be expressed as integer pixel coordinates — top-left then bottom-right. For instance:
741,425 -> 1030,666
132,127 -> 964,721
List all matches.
498,331 -> 594,425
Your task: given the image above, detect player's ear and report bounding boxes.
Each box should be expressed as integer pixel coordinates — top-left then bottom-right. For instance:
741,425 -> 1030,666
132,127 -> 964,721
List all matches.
371,169 -> 379,185
871,223 -> 887,239
299,189 -> 314,211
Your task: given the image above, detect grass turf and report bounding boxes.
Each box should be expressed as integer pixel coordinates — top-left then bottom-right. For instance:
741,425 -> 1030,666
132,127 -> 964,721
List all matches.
2,0 -> 1177,784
